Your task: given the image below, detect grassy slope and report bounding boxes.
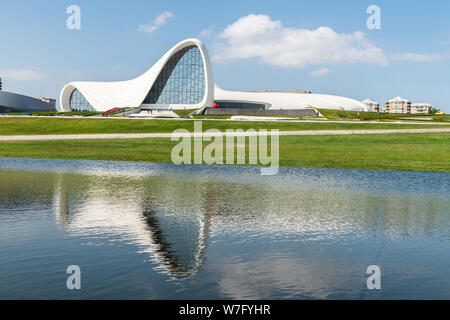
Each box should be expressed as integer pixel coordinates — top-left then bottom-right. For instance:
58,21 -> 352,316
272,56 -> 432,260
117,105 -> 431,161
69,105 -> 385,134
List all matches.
0,117 -> 449,135
0,133 -> 448,172
172,108 -> 198,118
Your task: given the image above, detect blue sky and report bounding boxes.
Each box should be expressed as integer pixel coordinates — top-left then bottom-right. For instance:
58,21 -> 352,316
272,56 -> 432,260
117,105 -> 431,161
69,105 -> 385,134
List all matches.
0,0 -> 449,111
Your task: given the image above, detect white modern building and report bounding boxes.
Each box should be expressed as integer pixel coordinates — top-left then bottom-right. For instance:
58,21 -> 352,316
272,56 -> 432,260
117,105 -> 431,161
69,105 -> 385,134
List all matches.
362,99 -> 380,112
59,38 -> 368,113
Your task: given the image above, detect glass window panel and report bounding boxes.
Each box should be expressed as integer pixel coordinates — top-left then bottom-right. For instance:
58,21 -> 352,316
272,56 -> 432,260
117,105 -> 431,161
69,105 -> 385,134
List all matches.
213,101 -> 269,109
144,46 -> 205,105
69,89 -> 95,111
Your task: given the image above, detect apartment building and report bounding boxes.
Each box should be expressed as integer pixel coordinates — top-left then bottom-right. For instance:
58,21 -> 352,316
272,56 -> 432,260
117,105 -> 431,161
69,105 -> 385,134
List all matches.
411,103 -> 431,114
362,99 -> 380,112
385,97 -> 411,114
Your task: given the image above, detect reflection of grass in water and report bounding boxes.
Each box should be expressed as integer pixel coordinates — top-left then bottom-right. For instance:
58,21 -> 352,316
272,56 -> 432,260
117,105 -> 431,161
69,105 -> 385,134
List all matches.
0,133 -> 449,172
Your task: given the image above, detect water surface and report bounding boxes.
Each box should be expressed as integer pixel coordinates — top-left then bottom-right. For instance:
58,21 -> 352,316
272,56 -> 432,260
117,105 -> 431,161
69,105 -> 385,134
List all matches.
0,158 -> 449,299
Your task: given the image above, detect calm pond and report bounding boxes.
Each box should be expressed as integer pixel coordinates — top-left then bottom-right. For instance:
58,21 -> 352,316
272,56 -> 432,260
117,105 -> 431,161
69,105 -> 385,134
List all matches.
0,157 -> 449,299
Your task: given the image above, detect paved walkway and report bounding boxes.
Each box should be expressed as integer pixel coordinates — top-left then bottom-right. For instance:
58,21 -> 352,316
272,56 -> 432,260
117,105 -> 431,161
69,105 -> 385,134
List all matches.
1,115 -> 450,125
0,128 -> 449,141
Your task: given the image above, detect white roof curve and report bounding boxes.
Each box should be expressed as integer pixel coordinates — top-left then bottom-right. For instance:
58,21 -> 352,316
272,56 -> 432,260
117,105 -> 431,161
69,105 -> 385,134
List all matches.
59,39 -> 214,112
214,85 -> 368,111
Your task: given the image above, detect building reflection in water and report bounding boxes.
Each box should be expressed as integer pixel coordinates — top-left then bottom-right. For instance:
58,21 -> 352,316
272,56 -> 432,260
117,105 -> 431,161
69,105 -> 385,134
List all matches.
1,160 -> 449,299
50,167 -> 449,281
53,173 -> 215,278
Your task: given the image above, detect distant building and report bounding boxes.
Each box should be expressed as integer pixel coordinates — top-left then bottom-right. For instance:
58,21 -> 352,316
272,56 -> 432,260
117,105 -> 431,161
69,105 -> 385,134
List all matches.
0,77 -> 2,91
0,91 -> 57,113
385,97 -> 432,114
362,99 -> 380,112
385,97 -> 411,114
38,97 -> 56,109
411,103 -> 431,114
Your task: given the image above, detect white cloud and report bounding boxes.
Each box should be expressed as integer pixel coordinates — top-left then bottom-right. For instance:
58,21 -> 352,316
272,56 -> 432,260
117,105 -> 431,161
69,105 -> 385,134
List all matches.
310,68 -> 331,76
0,69 -> 44,80
391,53 -> 448,62
138,11 -> 173,33
199,26 -> 214,38
213,14 -> 388,68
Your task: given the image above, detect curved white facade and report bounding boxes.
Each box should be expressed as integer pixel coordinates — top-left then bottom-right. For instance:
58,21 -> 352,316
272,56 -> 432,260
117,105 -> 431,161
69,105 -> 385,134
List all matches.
60,38 -> 367,112
60,39 -> 214,112
215,86 -> 367,111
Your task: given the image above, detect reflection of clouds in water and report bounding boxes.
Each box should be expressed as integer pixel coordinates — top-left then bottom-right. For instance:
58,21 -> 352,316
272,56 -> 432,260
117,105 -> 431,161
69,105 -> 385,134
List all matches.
207,185 -> 449,241
215,255 -> 362,299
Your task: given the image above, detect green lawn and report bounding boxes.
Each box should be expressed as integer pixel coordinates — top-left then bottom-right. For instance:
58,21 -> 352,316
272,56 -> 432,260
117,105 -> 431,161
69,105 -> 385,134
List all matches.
279,133 -> 450,172
0,117 -> 449,136
0,133 -> 448,172
318,108 -> 450,122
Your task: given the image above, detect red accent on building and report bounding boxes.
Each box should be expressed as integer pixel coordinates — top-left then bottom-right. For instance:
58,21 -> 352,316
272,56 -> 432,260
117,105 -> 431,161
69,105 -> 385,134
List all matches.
102,107 -> 121,116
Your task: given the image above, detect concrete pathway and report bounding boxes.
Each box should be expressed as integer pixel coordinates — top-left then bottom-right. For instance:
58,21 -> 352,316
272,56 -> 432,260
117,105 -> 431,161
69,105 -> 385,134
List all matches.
0,128 -> 449,141
1,115 -> 450,125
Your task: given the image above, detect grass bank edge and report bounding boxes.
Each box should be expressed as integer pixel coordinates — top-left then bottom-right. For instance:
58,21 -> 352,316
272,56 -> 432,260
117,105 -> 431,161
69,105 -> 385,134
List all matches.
0,133 -> 448,172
